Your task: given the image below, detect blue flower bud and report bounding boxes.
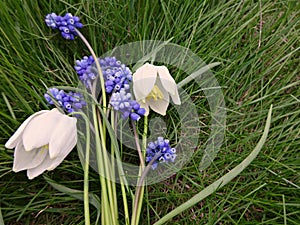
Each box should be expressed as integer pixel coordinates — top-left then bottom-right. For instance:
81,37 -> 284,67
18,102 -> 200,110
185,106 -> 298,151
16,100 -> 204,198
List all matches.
130,113 -> 140,121
44,88 -> 86,113
45,12 -> 83,40
145,137 -> 177,170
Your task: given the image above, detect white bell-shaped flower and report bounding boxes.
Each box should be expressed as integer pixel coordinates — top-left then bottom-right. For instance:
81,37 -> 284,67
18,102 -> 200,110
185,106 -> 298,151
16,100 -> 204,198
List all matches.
5,108 -> 77,179
133,63 -> 181,116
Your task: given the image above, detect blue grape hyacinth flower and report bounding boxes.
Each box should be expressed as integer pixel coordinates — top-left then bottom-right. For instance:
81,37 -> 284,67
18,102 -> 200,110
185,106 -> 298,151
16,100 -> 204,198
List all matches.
45,13 -> 58,29
44,88 -> 86,113
146,137 -> 177,170
75,56 -> 132,93
74,56 -> 95,87
99,57 -> 132,94
45,13 -> 83,40
110,88 -> 146,121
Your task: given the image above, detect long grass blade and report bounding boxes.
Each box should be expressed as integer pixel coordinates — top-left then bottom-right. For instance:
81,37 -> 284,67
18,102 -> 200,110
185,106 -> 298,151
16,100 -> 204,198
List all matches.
154,105 -> 273,225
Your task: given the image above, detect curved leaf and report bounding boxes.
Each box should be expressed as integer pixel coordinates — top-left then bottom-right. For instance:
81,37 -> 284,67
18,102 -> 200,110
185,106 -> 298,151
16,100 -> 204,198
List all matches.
154,105 -> 273,225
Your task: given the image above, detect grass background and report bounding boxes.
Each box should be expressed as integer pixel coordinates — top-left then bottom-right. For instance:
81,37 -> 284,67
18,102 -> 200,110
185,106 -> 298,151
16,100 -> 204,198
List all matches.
0,0 -> 299,224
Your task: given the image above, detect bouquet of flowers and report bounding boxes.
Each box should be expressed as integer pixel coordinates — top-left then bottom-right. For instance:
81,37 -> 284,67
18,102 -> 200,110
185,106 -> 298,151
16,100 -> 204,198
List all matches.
5,12 -> 272,225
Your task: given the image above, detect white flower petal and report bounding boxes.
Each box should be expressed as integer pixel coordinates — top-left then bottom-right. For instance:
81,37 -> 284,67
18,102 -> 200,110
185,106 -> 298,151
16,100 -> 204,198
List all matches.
26,154 -> 54,179
157,66 -> 181,105
13,143 -> 48,172
46,148 -> 72,171
133,63 -> 157,101
157,65 -> 177,96
27,137 -> 75,179
49,116 -> 77,159
22,108 -> 62,151
5,110 -> 49,149
147,98 -> 169,116
44,134 -> 76,171
170,87 -> 181,105
156,78 -> 170,101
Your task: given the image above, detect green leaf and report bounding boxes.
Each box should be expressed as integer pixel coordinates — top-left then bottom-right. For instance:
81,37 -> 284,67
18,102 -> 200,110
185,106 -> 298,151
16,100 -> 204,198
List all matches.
177,62 -> 221,88
154,105 -> 273,225
0,207 -> 4,225
44,176 -> 101,224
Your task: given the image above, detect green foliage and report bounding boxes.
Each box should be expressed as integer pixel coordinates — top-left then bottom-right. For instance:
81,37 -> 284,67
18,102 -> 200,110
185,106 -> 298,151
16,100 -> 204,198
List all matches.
0,0 -> 299,224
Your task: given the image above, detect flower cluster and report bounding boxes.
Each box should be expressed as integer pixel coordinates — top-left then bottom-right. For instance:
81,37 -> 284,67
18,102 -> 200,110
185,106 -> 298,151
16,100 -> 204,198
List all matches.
110,88 -> 146,121
45,13 -> 83,40
74,56 -> 145,120
75,56 -> 132,93
44,88 -> 86,113
146,137 -> 177,170
99,57 -> 132,94
74,56 -> 95,87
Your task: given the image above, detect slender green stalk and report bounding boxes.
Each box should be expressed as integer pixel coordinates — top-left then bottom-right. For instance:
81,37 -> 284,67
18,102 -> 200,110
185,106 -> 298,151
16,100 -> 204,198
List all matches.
96,100 -> 130,225
74,28 -> 107,110
131,116 -> 148,225
0,207 -> 4,225
142,116 -> 149,160
101,197 -> 105,225
132,152 -> 162,225
82,113 -> 91,225
115,116 -> 130,225
131,182 -> 145,225
97,110 -> 118,225
92,104 -> 112,224
132,121 -> 145,168
75,28 -> 117,224
69,111 -> 91,225
110,112 -> 118,220
120,179 -> 130,225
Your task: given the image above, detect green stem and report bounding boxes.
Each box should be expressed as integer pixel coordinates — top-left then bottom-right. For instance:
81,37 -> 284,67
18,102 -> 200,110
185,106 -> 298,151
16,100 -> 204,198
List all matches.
110,112 -> 118,220
121,180 -> 130,225
132,121 -> 145,168
96,102 -> 130,225
101,195 -> 105,225
142,116 -> 148,160
74,28 -> 107,110
75,28 -> 116,224
83,116 -> 91,225
131,116 -> 148,225
132,152 -> 162,225
115,116 -> 130,225
97,110 -> 118,225
69,111 -> 91,225
92,104 -> 112,224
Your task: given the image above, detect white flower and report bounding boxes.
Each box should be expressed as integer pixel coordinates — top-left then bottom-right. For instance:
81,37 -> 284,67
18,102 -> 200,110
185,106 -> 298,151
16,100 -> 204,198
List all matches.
5,108 -> 77,179
133,63 -> 181,116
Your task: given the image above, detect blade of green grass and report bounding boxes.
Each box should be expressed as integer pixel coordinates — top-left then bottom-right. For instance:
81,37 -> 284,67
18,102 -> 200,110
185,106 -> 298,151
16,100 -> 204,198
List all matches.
154,105 -> 273,225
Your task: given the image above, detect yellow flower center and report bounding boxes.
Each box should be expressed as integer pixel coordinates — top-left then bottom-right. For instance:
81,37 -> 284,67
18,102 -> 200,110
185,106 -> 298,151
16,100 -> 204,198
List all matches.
146,85 -> 164,101
40,144 -> 49,154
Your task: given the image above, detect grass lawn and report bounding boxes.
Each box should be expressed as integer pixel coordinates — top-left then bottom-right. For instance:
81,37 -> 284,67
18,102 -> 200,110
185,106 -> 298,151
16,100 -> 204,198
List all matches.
0,0 -> 299,224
